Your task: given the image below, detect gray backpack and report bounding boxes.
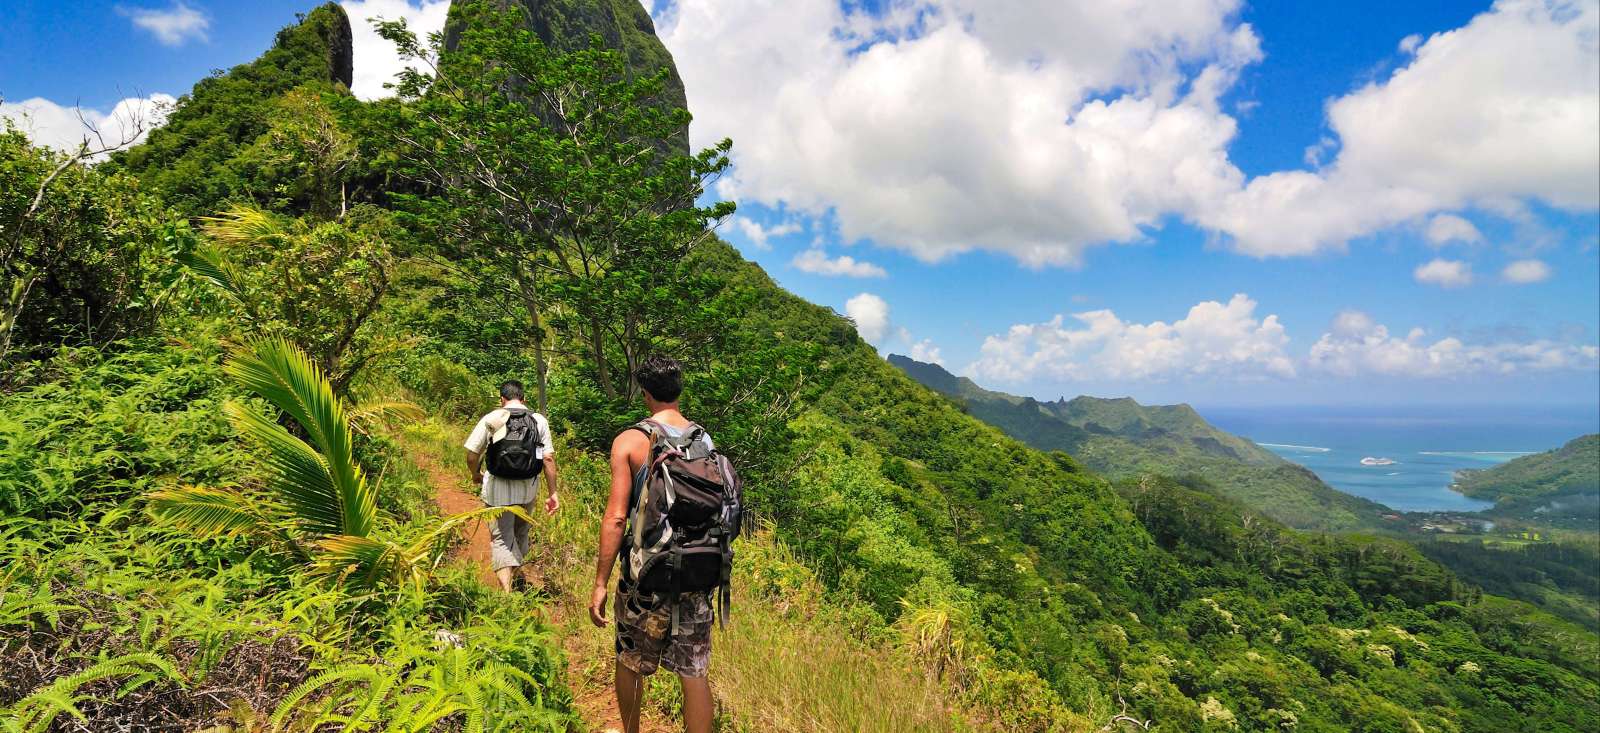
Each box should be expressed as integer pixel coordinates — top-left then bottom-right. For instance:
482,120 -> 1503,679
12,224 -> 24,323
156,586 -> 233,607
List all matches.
622,420 -> 743,630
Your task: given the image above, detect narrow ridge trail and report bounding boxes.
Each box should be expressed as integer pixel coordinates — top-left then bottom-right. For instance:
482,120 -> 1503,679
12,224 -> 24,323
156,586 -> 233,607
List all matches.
404,435 -> 675,733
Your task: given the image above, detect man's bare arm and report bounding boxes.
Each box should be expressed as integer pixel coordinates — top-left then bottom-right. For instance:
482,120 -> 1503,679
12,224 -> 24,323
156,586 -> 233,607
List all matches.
465,450 -> 482,485
542,454 -> 561,514
590,430 -> 644,626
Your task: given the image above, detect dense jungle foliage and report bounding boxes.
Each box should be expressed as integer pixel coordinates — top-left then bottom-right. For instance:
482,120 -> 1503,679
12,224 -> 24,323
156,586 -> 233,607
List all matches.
3,2 -> 1597,731
1417,537 -> 1600,630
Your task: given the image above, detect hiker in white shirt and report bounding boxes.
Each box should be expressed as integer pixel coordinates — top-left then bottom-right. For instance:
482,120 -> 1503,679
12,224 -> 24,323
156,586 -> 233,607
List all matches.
464,380 -> 560,592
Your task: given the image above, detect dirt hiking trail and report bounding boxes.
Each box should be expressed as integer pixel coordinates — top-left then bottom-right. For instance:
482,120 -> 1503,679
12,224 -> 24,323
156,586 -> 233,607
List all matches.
406,438 -> 676,733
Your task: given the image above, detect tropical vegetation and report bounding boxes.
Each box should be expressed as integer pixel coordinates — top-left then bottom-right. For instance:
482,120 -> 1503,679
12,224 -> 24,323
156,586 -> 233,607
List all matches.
2,1 -> 1596,731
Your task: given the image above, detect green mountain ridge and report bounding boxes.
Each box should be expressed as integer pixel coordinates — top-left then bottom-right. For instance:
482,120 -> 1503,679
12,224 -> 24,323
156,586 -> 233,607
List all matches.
888,354 -> 1394,531
444,0 -> 690,154
1455,434 -> 1600,502
106,3 -> 357,216
1455,434 -> 1600,528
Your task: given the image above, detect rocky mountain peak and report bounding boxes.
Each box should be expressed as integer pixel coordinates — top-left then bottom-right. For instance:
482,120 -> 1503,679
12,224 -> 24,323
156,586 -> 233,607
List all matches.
444,0 -> 689,154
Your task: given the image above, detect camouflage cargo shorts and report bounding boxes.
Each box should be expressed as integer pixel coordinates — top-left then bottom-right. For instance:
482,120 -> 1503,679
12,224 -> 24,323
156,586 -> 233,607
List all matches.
614,586 -> 713,678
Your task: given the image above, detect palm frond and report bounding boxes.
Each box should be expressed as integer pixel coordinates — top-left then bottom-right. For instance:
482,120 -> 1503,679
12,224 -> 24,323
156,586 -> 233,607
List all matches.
404,505 -> 535,558
174,241 -> 250,302
199,206 -> 288,247
225,339 -> 374,538
145,484 -> 271,538
310,535 -> 421,592
225,400 -> 350,537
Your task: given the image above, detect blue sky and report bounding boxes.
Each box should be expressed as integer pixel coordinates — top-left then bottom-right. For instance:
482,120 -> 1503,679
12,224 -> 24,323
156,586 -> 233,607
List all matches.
2,0 -> 1596,409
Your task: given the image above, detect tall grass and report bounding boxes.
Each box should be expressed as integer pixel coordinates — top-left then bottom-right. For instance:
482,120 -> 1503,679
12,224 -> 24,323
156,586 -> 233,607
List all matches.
712,546 -> 964,732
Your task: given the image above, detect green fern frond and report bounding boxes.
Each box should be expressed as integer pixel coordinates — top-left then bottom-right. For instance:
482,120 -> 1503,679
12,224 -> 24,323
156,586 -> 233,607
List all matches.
0,575 -> 78,630
476,672 -> 532,711
463,683 -> 487,733
346,669 -> 400,730
270,664 -> 378,731
6,653 -> 181,733
391,699 -> 464,733
7,688 -> 85,733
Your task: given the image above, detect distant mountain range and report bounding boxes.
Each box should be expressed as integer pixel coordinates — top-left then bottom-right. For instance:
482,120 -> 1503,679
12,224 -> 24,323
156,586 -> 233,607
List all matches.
889,354 -> 1393,531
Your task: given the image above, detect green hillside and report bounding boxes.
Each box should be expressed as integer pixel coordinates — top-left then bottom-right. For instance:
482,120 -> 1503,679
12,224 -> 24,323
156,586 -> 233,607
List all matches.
890,355 -> 1392,532
1456,434 -> 1600,503
105,3 -> 357,217
4,2 -> 1598,730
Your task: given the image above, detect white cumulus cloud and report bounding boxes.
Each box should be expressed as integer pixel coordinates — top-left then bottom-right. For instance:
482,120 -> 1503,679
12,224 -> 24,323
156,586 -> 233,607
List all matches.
657,0 -> 1597,266
341,0 -> 451,100
119,2 -> 209,46
909,338 -> 944,365
0,95 -> 176,155
1425,214 -> 1484,247
844,293 -> 892,344
967,293 -> 1296,383
656,0 -> 1259,266
1309,310 -> 1598,376
1203,0 -> 1600,256
1502,259 -> 1552,284
728,215 -> 802,249
1413,258 -> 1474,288
791,248 -> 887,277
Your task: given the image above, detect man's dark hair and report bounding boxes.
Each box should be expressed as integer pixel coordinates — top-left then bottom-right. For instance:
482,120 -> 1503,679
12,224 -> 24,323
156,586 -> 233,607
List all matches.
634,356 -> 683,403
499,380 -> 525,401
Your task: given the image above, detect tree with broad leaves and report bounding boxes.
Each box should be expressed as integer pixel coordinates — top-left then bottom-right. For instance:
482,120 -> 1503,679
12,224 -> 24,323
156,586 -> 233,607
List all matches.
0,109 -> 188,369
373,0 -> 734,413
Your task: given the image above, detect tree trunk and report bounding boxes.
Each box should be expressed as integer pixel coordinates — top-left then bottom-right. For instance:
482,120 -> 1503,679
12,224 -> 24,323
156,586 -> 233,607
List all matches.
622,315 -> 639,400
0,273 -> 38,367
513,263 -> 549,413
589,316 -> 615,399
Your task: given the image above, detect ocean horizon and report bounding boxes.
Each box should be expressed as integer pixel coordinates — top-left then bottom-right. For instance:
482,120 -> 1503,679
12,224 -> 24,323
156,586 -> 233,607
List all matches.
1198,404 -> 1600,513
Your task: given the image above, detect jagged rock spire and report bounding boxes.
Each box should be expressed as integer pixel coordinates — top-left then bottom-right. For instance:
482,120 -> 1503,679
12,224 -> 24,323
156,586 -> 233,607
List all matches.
443,0 -> 689,154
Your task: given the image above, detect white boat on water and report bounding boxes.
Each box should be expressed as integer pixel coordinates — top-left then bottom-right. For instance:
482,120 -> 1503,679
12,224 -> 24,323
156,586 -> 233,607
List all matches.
1360,456 -> 1397,466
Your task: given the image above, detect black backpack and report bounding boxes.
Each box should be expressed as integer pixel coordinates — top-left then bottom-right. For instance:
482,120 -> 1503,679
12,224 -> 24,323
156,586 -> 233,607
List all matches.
622,419 -> 743,631
485,409 -> 543,480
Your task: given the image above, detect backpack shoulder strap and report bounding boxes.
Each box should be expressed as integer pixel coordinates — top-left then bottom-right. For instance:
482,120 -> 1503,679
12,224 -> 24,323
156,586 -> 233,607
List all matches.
630,419 -> 664,446
484,408 -> 511,440
680,422 -> 713,457
627,420 -> 664,486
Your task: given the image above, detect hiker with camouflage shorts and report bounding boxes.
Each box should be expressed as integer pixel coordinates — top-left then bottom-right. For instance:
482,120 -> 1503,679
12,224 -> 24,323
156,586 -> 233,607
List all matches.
590,356 -> 742,733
